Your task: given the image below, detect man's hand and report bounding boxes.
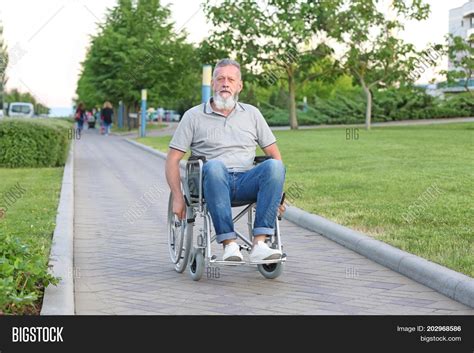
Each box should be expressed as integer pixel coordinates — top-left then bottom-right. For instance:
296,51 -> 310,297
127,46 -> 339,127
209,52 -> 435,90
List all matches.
172,194 -> 186,220
278,203 -> 286,217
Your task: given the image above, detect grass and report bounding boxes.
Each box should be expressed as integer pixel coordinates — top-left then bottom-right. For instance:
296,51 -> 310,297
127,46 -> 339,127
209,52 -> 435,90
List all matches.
0,167 -> 63,314
136,134 -> 186,153
137,122 -> 474,277
114,122 -> 167,135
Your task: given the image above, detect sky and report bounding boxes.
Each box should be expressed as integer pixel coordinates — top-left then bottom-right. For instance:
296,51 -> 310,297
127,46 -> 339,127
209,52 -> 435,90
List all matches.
0,0 -> 469,111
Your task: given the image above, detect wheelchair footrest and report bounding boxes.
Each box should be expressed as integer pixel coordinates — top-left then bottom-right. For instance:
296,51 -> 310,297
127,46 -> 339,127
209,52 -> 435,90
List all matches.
209,254 -> 287,266
249,253 -> 287,265
209,259 -> 246,266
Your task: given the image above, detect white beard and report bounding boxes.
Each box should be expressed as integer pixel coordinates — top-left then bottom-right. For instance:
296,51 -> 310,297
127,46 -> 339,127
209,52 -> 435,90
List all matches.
213,92 -> 238,110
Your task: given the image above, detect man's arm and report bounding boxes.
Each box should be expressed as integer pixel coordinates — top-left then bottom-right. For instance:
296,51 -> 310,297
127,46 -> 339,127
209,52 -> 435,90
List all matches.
262,142 -> 286,214
262,143 -> 282,161
165,148 -> 186,219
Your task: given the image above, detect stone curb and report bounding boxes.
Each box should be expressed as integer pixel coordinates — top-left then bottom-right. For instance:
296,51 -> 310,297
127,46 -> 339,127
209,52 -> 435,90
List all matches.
40,141 -> 75,315
125,138 -> 474,308
125,138 -> 187,170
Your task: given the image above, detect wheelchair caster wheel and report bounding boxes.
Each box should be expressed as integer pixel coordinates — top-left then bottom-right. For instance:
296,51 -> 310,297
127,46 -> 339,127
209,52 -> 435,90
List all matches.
189,247 -> 205,281
257,262 -> 283,279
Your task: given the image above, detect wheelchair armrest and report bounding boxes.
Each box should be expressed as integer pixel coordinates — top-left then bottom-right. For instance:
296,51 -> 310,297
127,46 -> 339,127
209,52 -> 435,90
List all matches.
185,156 -> 205,208
188,155 -> 206,163
254,155 -> 272,165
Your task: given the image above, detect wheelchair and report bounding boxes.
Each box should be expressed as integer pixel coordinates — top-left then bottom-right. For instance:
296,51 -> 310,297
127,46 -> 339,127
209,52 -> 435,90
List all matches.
167,155 -> 287,281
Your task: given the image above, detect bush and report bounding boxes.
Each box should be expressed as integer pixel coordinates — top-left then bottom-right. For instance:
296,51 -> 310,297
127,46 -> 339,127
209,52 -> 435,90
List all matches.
0,234 -> 59,314
439,93 -> 474,117
0,118 -> 71,168
260,88 -> 473,126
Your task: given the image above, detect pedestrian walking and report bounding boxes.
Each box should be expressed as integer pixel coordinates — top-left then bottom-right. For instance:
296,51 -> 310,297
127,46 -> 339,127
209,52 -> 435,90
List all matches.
75,103 -> 86,135
101,101 -> 114,136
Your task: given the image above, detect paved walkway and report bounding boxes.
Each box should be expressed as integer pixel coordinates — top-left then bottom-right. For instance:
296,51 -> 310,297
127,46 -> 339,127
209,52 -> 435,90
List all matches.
74,128 -> 474,314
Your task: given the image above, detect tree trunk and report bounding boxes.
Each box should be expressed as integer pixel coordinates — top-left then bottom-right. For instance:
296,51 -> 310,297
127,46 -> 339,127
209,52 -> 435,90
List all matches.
363,84 -> 372,131
133,102 -> 139,129
0,86 -> 3,111
465,70 -> 472,94
112,104 -> 116,125
287,69 -> 298,130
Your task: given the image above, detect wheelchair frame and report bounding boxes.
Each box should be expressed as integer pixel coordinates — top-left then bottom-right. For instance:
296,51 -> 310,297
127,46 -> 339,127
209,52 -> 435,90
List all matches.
167,156 -> 286,281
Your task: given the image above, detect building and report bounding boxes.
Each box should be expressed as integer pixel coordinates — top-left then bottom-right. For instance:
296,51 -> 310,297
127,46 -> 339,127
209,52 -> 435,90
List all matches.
448,0 -> 474,71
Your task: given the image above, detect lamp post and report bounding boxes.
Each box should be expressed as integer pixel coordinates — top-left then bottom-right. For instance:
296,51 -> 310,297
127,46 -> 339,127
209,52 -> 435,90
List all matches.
118,100 -> 123,129
140,89 -> 147,138
202,65 -> 212,103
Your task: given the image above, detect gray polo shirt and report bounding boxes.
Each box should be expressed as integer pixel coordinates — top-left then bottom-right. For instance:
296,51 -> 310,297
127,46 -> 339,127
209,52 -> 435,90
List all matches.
169,98 -> 276,172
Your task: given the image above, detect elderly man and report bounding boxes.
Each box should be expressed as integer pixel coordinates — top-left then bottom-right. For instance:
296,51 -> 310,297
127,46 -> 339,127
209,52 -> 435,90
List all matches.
165,59 -> 285,262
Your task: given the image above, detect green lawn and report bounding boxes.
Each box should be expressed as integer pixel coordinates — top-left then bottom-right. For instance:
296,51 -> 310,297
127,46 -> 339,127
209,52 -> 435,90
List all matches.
114,122 -> 167,135
137,122 -> 474,277
136,134 -> 180,152
0,167 -> 63,314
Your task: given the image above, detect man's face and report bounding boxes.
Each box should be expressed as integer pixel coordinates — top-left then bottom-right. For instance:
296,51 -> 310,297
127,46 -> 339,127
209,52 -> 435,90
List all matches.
212,65 -> 243,100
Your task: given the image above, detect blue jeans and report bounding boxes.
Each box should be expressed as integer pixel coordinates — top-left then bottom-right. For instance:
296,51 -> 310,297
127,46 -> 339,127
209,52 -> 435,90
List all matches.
104,123 -> 111,135
202,159 -> 286,243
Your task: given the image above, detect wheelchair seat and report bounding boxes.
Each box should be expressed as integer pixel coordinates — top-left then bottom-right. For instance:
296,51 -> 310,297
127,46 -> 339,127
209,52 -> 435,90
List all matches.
189,155 -> 271,165
230,200 -> 255,207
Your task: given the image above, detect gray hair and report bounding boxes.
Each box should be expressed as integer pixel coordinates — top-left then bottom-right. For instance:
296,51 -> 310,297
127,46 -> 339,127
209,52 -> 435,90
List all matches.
213,59 -> 241,80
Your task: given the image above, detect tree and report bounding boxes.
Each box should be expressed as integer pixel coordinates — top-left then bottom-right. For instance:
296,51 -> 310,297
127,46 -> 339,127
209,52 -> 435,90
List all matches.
203,0 -> 339,129
0,20 -> 8,112
76,0 -> 201,128
443,34 -> 474,95
335,0 -> 430,130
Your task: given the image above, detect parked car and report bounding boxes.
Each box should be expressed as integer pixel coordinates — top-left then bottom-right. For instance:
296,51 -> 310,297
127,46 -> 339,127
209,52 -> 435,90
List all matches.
148,111 -> 158,121
164,110 -> 181,122
7,102 -> 35,118
149,107 -> 166,122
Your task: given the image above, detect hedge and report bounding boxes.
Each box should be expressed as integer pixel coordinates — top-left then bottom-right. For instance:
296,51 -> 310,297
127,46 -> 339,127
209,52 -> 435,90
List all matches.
261,89 -> 474,126
0,118 -> 71,168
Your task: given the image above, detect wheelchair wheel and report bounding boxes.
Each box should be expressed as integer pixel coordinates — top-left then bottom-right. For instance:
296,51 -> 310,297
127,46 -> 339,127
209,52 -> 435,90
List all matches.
257,262 -> 283,279
189,247 -> 205,281
167,193 -> 192,273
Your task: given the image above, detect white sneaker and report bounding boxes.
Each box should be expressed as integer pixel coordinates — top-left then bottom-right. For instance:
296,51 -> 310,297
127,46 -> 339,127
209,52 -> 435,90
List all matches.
223,242 -> 243,261
249,241 -> 282,263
